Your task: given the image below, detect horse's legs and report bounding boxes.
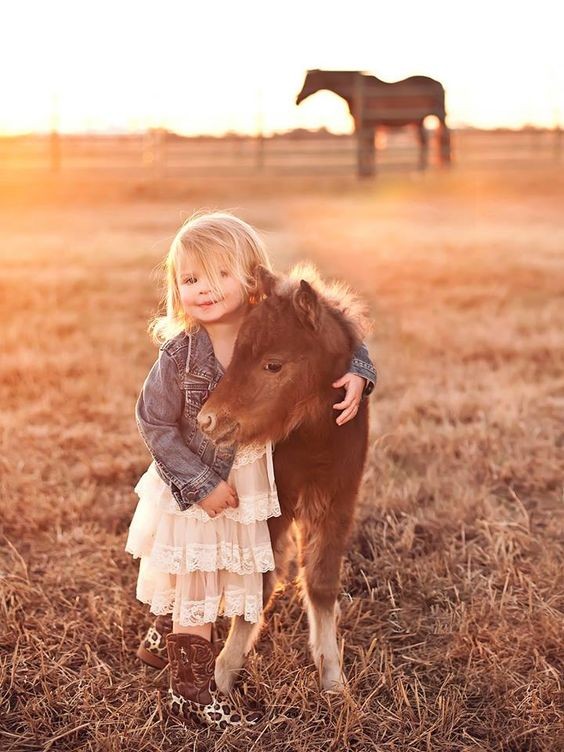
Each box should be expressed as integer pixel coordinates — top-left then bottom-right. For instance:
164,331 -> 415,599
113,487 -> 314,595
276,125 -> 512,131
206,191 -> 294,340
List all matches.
215,517 -> 293,693
438,117 -> 451,165
417,120 -> 429,170
357,125 -> 376,178
297,512 -> 353,692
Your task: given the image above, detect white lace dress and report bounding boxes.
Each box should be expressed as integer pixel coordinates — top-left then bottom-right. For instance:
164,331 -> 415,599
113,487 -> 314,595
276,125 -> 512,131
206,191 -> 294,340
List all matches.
125,440 -> 281,626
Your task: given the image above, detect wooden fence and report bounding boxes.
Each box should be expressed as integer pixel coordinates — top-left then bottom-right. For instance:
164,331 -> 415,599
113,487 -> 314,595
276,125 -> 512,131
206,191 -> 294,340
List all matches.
0,128 -> 561,178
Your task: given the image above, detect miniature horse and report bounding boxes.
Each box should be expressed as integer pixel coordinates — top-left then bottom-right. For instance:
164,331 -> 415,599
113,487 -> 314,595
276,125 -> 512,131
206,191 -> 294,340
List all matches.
197,264 -> 370,692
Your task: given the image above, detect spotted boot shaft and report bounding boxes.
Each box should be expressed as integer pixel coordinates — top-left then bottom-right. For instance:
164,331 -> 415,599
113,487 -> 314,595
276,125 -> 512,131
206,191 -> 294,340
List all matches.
137,614 -> 172,669
166,633 -> 262,730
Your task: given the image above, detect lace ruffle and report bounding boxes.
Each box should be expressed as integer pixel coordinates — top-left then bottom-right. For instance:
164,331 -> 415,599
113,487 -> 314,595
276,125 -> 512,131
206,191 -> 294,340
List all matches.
134,465 -> 281,524
232,441 -> 267,468
140,588 -> 261,625
127,440 -> 278,625
175,492 -> 280,525
128,539 -> 276,575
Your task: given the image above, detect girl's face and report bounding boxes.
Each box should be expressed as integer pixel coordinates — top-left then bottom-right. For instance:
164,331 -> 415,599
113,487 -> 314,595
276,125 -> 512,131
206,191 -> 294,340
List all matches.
176,254 -> 248,327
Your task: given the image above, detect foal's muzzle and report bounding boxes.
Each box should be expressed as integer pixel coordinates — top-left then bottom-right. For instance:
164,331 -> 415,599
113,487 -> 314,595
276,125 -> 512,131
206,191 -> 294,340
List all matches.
197,408 -> 240,446
197,411 -> 216,433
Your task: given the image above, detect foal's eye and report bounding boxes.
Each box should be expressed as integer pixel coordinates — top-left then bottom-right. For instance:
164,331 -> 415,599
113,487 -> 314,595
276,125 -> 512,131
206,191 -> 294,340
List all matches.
264,362 -> 282,373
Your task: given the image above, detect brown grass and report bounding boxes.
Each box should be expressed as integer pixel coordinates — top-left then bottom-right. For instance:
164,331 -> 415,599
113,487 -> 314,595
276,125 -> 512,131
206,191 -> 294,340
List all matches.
1,164 -> 563,751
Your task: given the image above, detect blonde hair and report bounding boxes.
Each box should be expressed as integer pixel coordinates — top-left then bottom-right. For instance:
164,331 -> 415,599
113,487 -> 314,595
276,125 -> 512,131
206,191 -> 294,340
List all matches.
149,210 -> 272,343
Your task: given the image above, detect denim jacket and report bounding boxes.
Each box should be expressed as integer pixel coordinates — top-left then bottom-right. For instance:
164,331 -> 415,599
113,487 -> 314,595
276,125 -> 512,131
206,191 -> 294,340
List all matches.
135,327 -> 377,511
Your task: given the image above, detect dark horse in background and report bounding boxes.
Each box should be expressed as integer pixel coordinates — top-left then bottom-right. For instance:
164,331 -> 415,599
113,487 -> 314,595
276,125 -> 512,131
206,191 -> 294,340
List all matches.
198,264 -> 370,692
296,68 -> 451,177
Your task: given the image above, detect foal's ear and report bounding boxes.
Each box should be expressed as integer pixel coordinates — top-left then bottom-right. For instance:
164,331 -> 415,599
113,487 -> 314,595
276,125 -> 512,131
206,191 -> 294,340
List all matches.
293,280 -> 320,330
253,265 -> 278,298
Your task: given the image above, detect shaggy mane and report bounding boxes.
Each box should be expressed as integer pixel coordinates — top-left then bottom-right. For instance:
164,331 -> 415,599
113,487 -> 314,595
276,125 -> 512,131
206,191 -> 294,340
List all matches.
282,262 -> 372,339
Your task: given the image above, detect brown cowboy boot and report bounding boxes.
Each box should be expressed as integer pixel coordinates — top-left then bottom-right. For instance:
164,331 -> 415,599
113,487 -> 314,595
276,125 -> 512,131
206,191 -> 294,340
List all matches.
166,633 -> 263,730
137,616 -> 218,669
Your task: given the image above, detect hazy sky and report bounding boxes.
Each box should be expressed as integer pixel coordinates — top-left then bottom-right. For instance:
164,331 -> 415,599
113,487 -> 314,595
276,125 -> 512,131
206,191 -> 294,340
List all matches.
1,0 -> 562,135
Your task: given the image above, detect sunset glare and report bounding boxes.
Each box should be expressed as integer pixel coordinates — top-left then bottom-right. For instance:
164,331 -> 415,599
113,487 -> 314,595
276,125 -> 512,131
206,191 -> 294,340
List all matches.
1,0 -> 562,136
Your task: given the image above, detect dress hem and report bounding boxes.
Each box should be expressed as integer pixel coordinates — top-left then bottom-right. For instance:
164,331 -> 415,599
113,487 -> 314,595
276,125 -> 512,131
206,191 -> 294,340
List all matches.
137,590 -> 263,625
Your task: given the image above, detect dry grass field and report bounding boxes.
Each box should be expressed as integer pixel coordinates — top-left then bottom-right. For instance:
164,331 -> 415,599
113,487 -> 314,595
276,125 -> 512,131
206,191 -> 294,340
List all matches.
1,162 -> 563,751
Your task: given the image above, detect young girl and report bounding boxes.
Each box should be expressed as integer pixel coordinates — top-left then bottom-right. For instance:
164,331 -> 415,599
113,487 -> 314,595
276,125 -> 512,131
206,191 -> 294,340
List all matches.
125,211 -> 376,731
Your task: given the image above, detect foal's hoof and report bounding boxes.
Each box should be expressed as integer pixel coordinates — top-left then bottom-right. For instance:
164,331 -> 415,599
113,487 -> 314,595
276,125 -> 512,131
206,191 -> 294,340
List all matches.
321,668 -> 347,693
215,653 -> 240,694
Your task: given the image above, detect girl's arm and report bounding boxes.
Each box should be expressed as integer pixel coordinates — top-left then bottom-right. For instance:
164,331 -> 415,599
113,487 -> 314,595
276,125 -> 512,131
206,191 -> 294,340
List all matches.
349,341 -> 377,397
135,350 -> 223,510
332,341 -> 377,426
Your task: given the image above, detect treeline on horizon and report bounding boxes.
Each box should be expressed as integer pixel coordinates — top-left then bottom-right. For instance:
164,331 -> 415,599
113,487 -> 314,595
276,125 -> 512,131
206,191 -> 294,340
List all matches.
1,123 -> 560,141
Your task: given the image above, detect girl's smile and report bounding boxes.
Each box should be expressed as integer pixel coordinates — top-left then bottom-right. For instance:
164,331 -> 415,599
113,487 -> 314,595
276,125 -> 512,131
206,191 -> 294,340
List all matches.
177,259 -> 247,325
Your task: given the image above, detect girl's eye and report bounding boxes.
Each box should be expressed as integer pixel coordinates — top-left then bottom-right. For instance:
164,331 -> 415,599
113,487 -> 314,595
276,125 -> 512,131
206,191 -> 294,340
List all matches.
220,271 -> 229,278
264,362 -> 282,373
183,276 -> 197,285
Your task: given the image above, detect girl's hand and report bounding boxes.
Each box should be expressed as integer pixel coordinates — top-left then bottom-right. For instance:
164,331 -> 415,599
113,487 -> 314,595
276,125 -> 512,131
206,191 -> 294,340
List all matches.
332,373 -> 366,426
197,480 -> 239,518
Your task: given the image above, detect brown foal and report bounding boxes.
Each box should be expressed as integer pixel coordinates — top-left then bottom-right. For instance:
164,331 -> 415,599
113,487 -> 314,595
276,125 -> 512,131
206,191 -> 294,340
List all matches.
198,264 -> 370,692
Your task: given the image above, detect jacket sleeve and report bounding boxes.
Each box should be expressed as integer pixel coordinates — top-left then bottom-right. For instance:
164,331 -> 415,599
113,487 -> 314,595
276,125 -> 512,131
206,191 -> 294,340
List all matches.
348,341 -> 377,398
135,349 -> 223,510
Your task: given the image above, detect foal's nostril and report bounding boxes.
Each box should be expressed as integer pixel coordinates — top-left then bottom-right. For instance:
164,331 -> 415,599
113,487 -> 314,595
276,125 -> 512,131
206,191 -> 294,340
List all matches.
198,412 -> 216,433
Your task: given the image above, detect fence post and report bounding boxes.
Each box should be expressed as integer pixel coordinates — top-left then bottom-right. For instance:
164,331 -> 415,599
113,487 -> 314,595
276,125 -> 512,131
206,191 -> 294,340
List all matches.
255,90 -> 265,173
50,129 -> 61,173
554,125 -> 562,163
50,94 -> 61,172
256,133 -> 264,172
154,128 -> 165,179
354,74 -> 375,178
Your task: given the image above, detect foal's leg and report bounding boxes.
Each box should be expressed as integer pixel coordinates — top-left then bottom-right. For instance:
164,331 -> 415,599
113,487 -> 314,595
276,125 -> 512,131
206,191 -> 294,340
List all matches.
298,512 -> 353,692
215,518 -> 293,693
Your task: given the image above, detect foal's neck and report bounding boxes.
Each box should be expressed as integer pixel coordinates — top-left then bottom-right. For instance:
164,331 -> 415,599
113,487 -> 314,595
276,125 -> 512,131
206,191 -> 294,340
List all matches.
294,387 -> 341,442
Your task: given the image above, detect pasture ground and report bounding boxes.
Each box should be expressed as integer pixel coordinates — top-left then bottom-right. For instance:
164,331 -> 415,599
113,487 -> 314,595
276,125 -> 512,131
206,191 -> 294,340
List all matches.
1,164 -> 563,751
